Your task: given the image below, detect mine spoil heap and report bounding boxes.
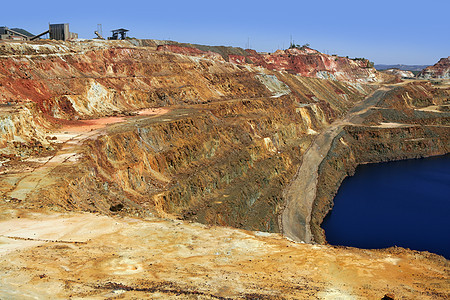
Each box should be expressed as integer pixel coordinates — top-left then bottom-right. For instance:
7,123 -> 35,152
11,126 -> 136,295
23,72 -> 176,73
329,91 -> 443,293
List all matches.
418,56 -> 450,79
0,40 -> 449,299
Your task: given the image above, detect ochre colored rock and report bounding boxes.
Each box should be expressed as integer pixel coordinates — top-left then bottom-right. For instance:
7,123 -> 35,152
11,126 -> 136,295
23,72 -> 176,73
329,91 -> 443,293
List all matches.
157,44 -> 385,83
156,44 -> 225,61
0,39 -> 448,299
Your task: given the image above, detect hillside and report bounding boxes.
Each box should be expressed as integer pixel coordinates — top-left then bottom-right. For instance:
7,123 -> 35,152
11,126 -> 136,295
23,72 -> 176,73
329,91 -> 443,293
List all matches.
157,44 -> 388,83
418,56 -> 450,79
0,39 -> 449,299
381,68 -> 415,78
10,27 -> 35,37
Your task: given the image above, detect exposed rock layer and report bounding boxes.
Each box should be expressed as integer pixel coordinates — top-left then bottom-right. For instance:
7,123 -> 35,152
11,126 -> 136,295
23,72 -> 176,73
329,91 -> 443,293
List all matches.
156,44 -> 389,83
0,40 -> 449,298
419,56 -> 450,79
9,81 -> 373,232
0,40 -> 377,234
382,68 -> 415,78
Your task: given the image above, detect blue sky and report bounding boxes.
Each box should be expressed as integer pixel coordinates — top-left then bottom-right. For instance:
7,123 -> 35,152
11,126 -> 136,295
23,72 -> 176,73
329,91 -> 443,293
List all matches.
3,0 -> 449,65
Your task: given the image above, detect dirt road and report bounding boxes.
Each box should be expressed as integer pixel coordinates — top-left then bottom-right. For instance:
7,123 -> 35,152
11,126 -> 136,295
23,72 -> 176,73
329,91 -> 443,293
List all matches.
281,87 -> 390,242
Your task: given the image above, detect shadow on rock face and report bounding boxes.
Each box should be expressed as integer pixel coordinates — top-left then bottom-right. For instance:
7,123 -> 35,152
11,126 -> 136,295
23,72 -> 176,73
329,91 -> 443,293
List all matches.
110,203 -> 124,212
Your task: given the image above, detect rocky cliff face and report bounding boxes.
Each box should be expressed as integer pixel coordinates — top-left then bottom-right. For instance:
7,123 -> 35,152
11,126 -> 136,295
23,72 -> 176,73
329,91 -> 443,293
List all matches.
157,44 -> 388,83
0,39 -> 449,298
418,56 -> 450,79
239,48 -> 382,83
6,81 -> 374,232
0,40 -> 270,119
0,40 -> 376,233
0,40 -> 270,156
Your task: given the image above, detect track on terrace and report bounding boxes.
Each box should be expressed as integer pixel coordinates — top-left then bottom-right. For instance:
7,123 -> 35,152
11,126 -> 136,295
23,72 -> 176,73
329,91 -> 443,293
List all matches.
281,86 -> 390,243
0,109 -> 168,202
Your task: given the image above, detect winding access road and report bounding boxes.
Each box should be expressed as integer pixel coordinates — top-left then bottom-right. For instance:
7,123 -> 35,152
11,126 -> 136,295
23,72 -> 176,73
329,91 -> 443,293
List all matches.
281,86 -> 390,243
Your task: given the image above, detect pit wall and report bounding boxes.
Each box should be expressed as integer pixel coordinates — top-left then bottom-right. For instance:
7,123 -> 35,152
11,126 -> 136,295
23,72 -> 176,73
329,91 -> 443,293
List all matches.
28,76 -> 375,233
0,40 -> 375,159
1,40 -> 381,233
0,41 -> 270,157
0,41 -> 273,119
418,56 -> 450,79
0,103 -> 55,157
155,44 -> 387,83
311,83 -> 450,244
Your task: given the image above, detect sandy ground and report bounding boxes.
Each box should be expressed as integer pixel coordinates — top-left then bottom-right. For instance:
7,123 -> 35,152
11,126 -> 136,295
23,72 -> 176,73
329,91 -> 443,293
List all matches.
0,209 -> 448,299
376,122 -> 411,128
57,107 -> 169,137
415,105 -> 448,113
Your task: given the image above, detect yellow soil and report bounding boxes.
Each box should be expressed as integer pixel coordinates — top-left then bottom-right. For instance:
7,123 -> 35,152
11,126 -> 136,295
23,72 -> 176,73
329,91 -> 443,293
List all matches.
0,209 -> 448,299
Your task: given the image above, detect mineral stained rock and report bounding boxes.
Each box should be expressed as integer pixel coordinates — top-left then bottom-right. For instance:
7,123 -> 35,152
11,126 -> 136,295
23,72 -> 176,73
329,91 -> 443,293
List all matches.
0,39 -> 449,299
382,68 -> 415,78
418,56 -> 450,79
156,44 -> 388,83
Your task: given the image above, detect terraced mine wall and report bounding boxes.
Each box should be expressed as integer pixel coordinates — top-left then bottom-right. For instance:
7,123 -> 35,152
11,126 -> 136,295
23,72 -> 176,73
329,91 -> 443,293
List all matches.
0,40 -> 381,233
312,82 -> 450,243
155,43 -> 391,83
0,40 -> 272,156
27,78 -> 374,232
1,40 -> 448,242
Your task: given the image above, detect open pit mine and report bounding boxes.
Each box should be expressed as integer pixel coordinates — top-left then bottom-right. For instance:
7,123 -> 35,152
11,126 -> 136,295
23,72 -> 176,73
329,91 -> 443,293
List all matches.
0,39 -> 449,299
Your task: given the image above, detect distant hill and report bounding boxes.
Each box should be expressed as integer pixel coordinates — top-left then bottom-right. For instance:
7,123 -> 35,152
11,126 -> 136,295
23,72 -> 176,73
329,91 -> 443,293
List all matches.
375,64 -> 429,72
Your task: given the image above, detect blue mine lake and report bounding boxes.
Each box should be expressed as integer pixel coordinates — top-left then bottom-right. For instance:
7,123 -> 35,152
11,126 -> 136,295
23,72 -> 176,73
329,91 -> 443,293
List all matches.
321,154 -> 450,259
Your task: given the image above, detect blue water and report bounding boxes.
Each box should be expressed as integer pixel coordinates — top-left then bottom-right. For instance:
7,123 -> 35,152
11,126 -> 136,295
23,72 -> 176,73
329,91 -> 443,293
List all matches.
321,154 -> 450,259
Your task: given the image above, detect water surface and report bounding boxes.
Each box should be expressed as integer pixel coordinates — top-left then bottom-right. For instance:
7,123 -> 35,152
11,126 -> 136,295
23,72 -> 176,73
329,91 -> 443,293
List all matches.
321,155 -> 450,259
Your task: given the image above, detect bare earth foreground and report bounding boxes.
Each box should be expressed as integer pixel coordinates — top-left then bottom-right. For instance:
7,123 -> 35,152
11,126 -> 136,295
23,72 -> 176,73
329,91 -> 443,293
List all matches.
0,209 -> 449,299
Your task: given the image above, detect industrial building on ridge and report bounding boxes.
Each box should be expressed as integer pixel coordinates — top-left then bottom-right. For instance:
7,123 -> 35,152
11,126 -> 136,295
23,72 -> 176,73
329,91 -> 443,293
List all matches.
0,27 -> 34,41
1,24 -> 130,41
0,23 -> 78,41
108,28 -> 129,40
47,23 -> 78,41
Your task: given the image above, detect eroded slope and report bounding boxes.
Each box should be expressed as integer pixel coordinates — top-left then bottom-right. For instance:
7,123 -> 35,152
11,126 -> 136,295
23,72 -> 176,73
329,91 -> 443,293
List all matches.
0,40 -> 449,299
0,40 -> 379,234
419,56 -> 450,79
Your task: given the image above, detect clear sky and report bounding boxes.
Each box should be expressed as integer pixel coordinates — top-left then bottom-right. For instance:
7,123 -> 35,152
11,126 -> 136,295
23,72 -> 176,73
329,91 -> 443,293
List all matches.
3,0 -> 449,65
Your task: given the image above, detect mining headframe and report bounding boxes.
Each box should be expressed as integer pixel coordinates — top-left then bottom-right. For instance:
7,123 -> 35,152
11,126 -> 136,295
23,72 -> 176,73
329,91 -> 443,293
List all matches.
108,28 -> 129,40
